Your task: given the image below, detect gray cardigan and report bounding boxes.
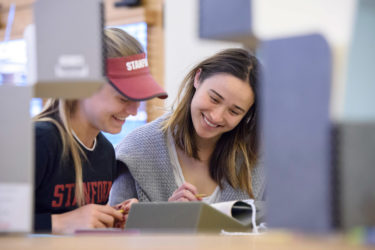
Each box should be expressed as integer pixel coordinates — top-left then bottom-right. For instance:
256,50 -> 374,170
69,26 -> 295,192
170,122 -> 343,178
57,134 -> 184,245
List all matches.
109,114 -> 265,205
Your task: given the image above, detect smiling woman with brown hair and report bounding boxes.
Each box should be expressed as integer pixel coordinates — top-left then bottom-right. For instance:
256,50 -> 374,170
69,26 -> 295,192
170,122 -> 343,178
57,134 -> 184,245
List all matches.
109,48 -> 265,205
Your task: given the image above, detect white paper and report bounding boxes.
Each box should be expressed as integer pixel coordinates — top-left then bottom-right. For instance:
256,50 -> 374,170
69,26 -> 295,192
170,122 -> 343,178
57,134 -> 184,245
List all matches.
211,199 -> 259,233
210,199 -> 255,217
210,200 -> 238,217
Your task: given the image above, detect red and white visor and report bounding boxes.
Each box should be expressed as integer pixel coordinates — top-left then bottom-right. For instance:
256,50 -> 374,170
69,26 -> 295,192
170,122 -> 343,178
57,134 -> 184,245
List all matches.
107,53 -> 167,101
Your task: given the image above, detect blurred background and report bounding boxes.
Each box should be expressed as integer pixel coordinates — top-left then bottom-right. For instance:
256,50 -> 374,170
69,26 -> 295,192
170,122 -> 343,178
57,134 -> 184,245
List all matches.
0,0 -> 374,237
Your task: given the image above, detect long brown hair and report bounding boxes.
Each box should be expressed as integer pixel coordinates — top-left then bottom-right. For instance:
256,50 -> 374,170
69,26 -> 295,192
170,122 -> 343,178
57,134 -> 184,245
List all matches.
162,48 -> 259,198
33,28 -> 144,206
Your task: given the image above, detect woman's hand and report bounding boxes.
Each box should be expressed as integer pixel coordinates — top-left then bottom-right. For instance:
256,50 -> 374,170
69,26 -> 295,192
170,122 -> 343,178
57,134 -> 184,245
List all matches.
51,204 -> 124,234
168,182 -> 201,202
113,198 -> 138,228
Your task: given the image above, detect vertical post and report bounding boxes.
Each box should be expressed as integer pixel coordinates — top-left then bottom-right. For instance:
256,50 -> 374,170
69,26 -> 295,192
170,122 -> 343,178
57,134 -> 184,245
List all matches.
0,85 -> 33,233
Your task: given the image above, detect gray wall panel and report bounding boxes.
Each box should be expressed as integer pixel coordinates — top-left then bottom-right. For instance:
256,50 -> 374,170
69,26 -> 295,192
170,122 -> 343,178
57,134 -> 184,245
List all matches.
259,34 -> 332,232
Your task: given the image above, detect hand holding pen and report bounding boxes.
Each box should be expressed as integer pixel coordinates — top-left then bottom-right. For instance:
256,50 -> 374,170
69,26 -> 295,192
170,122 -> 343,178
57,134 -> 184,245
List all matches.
51,204 -> 124,234
113,198 -> 138,228
168,182 -> 206,202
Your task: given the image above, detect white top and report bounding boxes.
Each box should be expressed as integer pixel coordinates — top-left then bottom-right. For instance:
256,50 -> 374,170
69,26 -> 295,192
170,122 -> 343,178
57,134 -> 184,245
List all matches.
166,130 -> 221,203
72,130 -> 97,151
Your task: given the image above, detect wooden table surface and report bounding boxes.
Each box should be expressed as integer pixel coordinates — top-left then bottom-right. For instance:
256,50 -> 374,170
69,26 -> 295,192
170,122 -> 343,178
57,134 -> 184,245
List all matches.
0,231 -> 372,250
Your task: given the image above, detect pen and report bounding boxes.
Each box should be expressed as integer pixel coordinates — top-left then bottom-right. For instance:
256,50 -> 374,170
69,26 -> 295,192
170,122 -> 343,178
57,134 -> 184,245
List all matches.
195,194 -> 207,199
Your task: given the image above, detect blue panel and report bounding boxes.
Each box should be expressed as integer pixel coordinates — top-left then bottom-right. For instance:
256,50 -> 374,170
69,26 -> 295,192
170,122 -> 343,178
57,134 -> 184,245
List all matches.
259,34 -> 332,232
199,0 -> 252,40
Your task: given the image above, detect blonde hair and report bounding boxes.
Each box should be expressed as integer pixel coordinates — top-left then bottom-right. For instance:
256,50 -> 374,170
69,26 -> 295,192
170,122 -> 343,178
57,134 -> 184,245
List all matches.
33,28 -> 144,206
162,48 -> 259,198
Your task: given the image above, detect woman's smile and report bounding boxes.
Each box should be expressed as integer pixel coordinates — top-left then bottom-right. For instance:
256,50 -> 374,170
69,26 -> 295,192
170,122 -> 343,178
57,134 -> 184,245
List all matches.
202,113 -> 220,128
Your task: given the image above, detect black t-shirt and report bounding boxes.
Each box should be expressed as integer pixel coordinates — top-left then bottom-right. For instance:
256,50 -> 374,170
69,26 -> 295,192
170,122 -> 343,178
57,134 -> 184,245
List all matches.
34,121 -> 117,232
